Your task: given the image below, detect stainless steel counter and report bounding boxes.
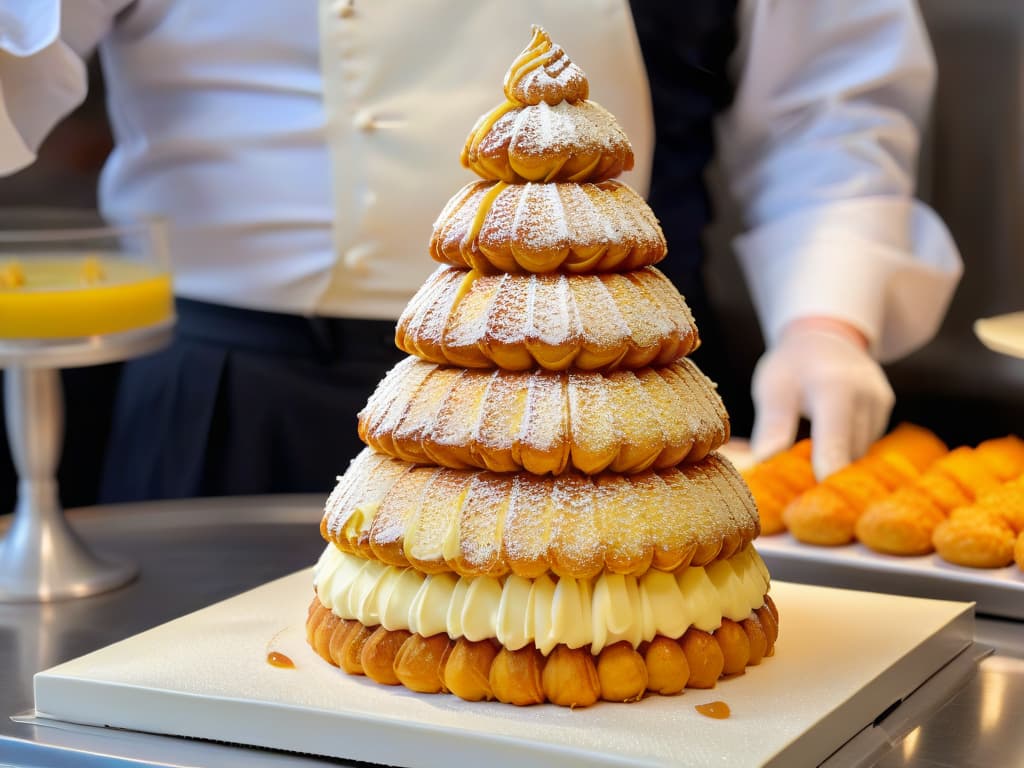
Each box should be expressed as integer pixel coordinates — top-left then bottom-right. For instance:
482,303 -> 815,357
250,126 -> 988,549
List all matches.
0,496 -> 1021,767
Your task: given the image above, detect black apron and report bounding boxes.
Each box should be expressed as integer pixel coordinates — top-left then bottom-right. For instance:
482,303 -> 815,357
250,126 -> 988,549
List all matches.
100,301 -> 404,500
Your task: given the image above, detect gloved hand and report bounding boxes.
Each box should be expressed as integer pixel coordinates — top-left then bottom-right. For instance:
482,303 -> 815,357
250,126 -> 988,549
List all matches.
750,318 -> 895,481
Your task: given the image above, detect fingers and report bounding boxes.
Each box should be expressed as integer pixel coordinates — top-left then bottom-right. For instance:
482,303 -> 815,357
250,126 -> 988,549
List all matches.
870,378 -> 896,443
750,356 -> 800,461
751,401 -> 801,462
848,372 -> 895,465
809,390 -> 854,481
850,405 -> 875,464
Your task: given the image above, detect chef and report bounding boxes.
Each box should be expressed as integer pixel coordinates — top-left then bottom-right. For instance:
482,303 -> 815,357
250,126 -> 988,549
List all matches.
0,0 -> 962,499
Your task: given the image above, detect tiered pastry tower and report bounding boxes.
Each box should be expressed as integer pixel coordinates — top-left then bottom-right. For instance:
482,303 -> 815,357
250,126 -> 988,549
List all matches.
306,27 -> 778,707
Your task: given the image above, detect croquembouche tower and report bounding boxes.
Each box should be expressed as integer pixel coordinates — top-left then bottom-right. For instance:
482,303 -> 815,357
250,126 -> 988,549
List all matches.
306,27 -> 778,707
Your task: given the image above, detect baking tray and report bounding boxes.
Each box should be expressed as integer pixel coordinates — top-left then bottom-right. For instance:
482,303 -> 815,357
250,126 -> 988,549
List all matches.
757,533 -> 1024,620
31,570 -> 975,767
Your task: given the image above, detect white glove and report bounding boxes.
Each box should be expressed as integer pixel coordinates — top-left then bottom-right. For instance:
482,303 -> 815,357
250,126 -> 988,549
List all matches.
750,320 -> 895,481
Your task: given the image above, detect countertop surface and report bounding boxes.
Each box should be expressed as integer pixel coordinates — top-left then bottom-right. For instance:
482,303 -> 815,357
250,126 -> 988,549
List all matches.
0,496 -> 1021,767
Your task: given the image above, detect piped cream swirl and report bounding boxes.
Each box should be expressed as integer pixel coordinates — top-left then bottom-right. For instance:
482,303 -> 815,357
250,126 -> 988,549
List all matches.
503,26 -> 589,106
313,543 -> 770,655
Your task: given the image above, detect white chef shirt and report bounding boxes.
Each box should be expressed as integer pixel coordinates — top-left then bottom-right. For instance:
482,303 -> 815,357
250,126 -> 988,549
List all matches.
0,0 -> 961,362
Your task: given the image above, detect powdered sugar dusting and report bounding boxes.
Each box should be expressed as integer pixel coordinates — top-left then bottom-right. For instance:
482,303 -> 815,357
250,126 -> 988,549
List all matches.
456,473 -> 513,575
432,181 -> 667,273
525,274 -> 575,346
475,371 -> 525,456
548,474 -> 602,578
468,100 -> 634,184
574,275 -> 630,347
404,471 -> 471,569
519,371 -> 569,459
368,467 -> 436,564
359,359 -> 729,476
395,268 -> 700,372
321,449 -> 759,579
502,474 -> 555,578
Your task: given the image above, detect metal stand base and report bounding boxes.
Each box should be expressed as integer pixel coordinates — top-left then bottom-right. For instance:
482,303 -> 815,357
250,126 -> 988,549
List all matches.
0,492 -> 138,602
0,365 -> 142,603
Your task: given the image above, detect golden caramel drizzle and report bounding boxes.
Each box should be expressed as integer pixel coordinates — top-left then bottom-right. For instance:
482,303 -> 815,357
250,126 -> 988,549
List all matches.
459,182 -> 508,264
503,27 -> 553,104
502,26 -> 588,106
0,261 -> 25,289
450,269 -> 481,308
266,651 -> 295,669
461,100 -> 518,170
695,701 -> 731,719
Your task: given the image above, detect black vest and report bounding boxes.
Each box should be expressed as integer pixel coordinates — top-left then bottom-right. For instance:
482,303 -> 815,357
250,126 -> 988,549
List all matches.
629,0 -> 739,297
629,1 -> 751,430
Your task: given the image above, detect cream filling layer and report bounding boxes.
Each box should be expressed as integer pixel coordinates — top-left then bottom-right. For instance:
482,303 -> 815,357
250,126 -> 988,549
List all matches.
313,543 -> 770,656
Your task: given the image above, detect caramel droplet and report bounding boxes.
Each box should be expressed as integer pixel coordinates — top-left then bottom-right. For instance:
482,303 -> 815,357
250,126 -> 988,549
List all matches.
695,701 -> 730,719
267,651 -> 295,669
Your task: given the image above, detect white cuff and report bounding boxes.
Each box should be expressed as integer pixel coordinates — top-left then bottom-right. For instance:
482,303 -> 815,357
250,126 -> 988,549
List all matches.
0,1 -> 86,174
736,197 -> 963,363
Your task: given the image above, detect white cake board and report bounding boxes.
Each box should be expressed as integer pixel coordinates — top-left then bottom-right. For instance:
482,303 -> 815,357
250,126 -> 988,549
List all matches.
33,571 -> 975,768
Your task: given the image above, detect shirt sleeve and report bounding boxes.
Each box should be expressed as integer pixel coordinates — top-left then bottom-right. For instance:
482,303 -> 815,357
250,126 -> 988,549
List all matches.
0,0 -> 127,175
717,0 -> 963,363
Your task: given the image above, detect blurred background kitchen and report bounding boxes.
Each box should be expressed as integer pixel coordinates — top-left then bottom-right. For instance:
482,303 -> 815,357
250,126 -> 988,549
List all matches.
0,0 -> 1021,514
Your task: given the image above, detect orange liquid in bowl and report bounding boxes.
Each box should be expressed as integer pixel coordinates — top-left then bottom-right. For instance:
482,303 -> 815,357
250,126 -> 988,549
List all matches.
0,257 -> 173,339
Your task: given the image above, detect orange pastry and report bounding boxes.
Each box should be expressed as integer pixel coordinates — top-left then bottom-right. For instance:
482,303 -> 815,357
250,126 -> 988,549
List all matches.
855,486 -> 946,556
396,266 -> 700,372
871,423 -> 950,472
857,442 -> 1020,557
932,507 -> 1016,568
307,27 -> 778,707
970,478 -> 1024,531
931,477 -> 1024,568
743,439 -> 814,535
931,446 -> 1002,498
1015,531 -> 1024,571
359,356 -> 729,475
973,435 -> 1024,480
783,425 -> 946,546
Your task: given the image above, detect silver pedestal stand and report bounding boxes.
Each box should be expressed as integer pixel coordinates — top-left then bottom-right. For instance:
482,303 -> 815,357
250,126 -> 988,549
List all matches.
0,322 -> 173,602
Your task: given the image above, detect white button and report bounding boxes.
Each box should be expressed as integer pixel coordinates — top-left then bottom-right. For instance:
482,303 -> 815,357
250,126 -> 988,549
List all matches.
344,243 -> 374,275
353,109 -> 376,131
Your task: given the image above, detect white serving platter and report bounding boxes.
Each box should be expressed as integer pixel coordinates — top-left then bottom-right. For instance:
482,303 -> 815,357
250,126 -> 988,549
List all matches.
33,570 -> 974,768
719,440 -> 1024,620
757,533 -> 1024,620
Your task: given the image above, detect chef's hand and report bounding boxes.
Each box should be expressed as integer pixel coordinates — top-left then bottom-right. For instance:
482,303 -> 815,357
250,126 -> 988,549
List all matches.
750,317 -> 895,481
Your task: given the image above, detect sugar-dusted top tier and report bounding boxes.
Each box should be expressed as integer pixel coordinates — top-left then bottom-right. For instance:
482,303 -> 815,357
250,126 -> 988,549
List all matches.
433,27 -> 664,276
461,26 -> 634,184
